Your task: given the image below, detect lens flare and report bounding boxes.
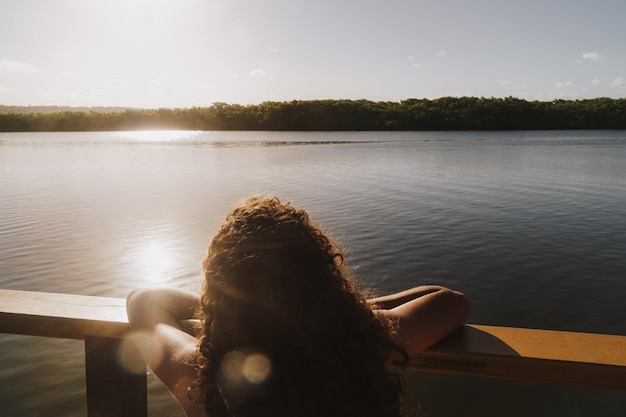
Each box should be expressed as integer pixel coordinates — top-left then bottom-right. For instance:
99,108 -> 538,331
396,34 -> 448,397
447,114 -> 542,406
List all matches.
243,353 -> 271,383
220,350 -> 271,383
221,350 -> 247,381
117,331 -> 164,374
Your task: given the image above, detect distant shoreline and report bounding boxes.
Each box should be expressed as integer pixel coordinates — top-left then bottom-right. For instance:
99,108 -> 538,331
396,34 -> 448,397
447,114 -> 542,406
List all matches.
1,97 -> 625,131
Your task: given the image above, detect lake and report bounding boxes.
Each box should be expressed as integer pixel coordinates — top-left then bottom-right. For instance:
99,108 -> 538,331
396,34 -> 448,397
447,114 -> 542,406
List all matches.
1,130 -> 625,416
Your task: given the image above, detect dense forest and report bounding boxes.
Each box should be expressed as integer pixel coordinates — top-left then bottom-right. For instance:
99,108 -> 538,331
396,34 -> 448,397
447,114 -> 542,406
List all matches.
1,97 -> 625,132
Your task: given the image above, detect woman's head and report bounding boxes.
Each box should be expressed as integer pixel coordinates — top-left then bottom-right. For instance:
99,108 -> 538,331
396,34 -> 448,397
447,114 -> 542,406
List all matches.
203,196 -> 348,323
197,196 -> 405,417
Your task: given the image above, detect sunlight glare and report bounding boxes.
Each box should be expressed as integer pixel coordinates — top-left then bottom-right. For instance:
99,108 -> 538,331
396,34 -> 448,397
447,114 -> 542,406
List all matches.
138,241 -> 175,283
115,130 -> 200,142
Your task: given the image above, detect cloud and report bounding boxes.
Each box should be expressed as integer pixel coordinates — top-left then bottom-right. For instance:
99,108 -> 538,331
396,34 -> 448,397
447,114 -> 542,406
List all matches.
500,80 -> 511,85
250,69 -> 267,77
436,50 -> 446,57
554,81 -> 573,88
592,78 -> 601,85
404,56 -> 419,67
0,58 -> 41,73
266,48 -> 278,53
249,69 -> 275,78
407,56 -> 421,68
581,52 -> 604,61
609,77 -> 625,88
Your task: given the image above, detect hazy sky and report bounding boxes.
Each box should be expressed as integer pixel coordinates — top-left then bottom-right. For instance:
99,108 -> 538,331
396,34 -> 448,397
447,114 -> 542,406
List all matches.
1,0 -> 625,108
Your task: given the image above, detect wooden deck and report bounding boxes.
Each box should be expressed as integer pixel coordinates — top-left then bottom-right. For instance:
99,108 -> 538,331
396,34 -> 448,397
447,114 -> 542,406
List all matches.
1,288 -> 625,416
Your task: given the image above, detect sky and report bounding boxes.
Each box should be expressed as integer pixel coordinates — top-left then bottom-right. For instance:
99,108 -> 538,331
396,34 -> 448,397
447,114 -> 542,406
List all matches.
0,0 -> 625,108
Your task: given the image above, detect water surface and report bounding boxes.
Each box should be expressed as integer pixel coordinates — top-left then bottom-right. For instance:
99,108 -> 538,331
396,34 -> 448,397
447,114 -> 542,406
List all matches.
1,130 -> 625,416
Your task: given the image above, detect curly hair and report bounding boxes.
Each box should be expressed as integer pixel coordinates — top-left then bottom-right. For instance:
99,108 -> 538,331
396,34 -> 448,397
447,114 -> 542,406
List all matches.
196,196 -> 407,417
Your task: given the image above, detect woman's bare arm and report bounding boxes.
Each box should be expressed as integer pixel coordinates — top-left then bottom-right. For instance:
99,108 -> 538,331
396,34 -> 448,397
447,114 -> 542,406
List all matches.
126,288 -> 207,417
371,286 -> 469,356
367,285 -> 449,310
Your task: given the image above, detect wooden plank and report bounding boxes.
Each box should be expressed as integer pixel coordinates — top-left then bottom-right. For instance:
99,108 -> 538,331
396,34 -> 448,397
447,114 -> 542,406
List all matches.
85,336 -> 147,417
0,288 -> 198,339
2,288 -> 626,390
409,324 -> 626,390
0,289 -> 128,339
469,324 -> 626,367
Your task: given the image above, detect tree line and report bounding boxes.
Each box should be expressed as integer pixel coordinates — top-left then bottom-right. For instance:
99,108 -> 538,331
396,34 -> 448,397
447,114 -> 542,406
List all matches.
1,97 -> 625,132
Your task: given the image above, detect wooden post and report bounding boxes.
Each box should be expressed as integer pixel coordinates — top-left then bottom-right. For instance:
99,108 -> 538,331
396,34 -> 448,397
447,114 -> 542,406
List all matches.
85,336 -> 147,417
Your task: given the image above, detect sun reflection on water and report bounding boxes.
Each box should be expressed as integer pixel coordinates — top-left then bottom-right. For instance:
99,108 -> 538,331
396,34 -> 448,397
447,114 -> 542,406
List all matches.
137,240 -> 176,283
114,130 -> 201,142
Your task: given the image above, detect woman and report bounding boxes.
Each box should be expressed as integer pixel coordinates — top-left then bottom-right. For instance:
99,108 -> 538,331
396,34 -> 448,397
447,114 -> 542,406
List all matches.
127,196 -> 469,417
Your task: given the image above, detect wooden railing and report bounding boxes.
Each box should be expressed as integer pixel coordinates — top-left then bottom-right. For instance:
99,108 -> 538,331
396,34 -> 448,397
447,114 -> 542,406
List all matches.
1,289 -> 625,417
